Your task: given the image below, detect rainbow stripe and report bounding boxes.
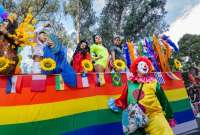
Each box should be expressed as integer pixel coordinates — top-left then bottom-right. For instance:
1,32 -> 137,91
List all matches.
161,72 -> 197,134
0,74 -> 127,135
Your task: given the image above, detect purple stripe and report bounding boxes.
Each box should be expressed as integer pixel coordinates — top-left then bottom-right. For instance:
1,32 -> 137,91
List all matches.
173,120 -> 198,134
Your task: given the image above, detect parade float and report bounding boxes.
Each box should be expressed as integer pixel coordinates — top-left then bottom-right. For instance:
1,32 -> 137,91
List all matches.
0,5 -> 198,135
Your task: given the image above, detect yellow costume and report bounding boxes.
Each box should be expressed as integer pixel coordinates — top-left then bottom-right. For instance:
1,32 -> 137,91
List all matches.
109,56 -> 174,135
138,80 -> 173,135
112,80 -> 174,135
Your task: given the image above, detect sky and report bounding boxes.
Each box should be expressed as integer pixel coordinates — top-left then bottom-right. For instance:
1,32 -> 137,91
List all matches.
63,0 -> 200,44
165,0 -> 200,44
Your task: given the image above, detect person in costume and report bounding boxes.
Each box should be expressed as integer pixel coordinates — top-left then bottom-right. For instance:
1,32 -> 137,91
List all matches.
32,23 -> 51,73
42,34 -> 77,88
90,34 -> 109,72
109,57 -> 174,135
72,40 -> 91,73
110,36 -> 125,71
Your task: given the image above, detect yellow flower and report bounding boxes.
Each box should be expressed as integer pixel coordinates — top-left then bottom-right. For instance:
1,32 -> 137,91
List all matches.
11,11 -> 36,47
113,59 -> 126,71
81,59 -> 93,72
174,59 -> 182,70
40,58 -> 56,71
0,57 -> 10,72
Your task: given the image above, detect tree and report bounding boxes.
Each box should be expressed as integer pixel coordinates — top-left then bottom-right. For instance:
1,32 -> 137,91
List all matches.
1,0 -> 59,22
64,0 -> 96,43
123,0 -> 168,38
98,0 -> 168,45
98,0 -> 129,46
176,34 -> 200,71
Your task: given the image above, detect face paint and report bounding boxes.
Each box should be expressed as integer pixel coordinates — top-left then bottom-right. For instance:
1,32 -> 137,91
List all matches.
137,61 -> 149,74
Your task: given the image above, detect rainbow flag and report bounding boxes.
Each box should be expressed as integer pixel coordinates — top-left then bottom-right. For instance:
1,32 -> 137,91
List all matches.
0,73 -> 127,135
161,72 -> 198,134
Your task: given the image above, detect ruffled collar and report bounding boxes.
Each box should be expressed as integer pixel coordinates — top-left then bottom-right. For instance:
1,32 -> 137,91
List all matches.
130,73 -> 155,83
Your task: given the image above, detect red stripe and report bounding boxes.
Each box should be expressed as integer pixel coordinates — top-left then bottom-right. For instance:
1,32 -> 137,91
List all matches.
0,74 -> 127,106
161,72 -> 185,90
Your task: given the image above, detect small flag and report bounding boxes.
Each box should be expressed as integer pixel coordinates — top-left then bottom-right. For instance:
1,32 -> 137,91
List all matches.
6,76 -> 23,94
31,75 -> 46,92
82,73 -> 89,88
96,73 -> 105,87
154,72 -> 165,84
112,72 -> 122,86
166,72 -> 180,80
76,73 -> 89,88
6,76 -> 16,93
16,76 -> 23,93
55,74 -> 64,91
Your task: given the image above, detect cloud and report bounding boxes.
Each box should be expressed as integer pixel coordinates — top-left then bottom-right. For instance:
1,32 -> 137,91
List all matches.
165,3 -> 200,44
165,0 -> 200,23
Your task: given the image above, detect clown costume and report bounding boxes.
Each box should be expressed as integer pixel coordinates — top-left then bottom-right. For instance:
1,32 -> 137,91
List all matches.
109,57 -> 174,135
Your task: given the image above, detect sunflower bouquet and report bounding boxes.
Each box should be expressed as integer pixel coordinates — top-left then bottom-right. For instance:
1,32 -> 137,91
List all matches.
40,58 -> 56,72
81,59 -> 93,72
0,56 -> 15,74
113,59 -> 126,71
174,59 -> 182,70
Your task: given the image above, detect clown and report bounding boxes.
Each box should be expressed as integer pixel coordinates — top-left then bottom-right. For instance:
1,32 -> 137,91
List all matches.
109,57 -> 174,135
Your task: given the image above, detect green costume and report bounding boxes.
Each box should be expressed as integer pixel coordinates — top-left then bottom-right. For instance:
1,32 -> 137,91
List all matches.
90,43 -> 109,68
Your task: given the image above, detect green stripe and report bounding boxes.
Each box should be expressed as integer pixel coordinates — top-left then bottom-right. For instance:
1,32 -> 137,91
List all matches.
170,99 -> 191,112
55,75 -> 61,90
0,109 -> 121,135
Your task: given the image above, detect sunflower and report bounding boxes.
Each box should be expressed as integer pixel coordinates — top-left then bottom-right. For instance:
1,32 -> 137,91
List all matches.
40,58 -> 56,71
0,57 -> 10,72
174,59 -> 182,70
81,59 -> 93,72
113,59 -> 126,71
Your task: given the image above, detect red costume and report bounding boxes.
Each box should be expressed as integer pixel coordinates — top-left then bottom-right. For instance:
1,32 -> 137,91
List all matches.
72,52 -> 91,73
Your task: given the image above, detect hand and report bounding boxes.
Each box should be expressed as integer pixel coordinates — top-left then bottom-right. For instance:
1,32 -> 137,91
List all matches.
47,40 -> 55,48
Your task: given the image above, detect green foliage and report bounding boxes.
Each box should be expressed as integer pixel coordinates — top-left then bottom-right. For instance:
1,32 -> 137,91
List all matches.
176,34 -> 200,71
123,0 -> 168,38
1,0 -> 59,22
98,0 -> 168,46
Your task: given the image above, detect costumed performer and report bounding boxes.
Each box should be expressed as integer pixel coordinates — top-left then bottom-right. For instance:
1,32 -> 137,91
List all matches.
90,34 -> 109,72
42,34 -> 77,88
109,56 -> 174,135
71,40 -> 91,73
110,35 -> 125,71
32,23 -> 50,73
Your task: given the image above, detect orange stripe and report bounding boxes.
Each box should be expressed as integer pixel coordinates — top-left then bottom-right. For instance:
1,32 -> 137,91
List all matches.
0,74 -> 126,106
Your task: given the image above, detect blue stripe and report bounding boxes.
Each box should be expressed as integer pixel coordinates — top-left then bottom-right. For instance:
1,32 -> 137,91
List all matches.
62,122 -> 123,135
174,109 -> 195,124
6,77 -> 12,94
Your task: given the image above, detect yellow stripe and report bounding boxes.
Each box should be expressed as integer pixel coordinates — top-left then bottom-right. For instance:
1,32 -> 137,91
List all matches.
0,95 -> 120,125
164,88 -> 188,102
